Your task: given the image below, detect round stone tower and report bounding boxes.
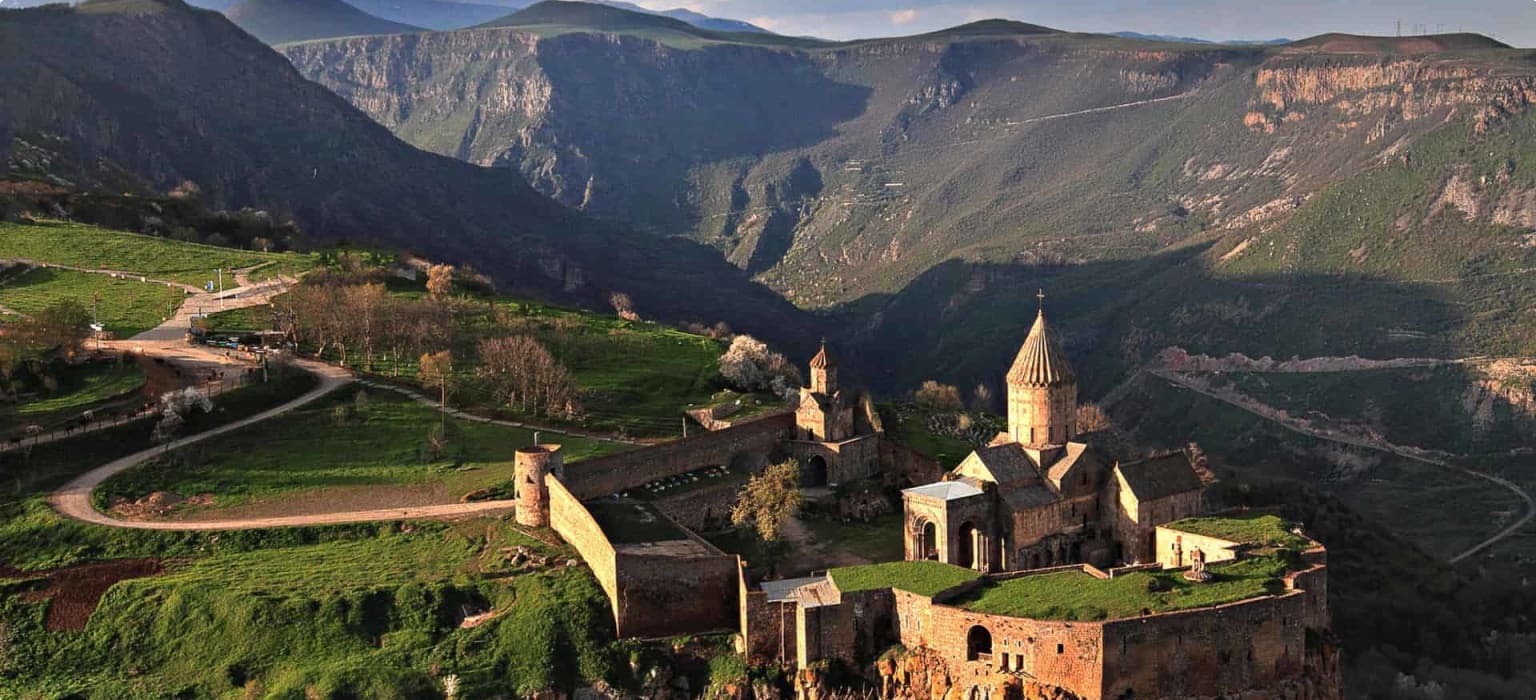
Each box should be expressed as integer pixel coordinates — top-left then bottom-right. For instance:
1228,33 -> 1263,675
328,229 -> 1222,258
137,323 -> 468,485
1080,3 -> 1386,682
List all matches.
1006,298 -> 1077,447
515,444 -> 563,528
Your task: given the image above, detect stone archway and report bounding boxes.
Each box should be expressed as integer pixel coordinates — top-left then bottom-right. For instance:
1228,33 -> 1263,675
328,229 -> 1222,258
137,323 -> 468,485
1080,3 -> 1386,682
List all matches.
957,522 -> 977,569
966,625 -> 993,661
802,455 -> 829,487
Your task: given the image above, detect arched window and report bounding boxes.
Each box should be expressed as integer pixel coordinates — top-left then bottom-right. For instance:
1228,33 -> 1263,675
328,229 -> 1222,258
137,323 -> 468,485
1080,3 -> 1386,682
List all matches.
915,520 -> 939,560
967,626 -> 993,662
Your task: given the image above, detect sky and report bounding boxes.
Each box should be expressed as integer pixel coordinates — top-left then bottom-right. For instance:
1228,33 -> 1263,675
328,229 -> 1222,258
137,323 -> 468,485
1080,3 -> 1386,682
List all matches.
631,0 -> 1536,46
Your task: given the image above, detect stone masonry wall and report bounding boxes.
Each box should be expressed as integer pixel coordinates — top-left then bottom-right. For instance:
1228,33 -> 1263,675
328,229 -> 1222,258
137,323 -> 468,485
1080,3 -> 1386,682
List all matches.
1100,593 -> 1311,700
920,604 -> 1106,700
546,475 -> 619,605
653,479 -> 744,532
563,414 -> 794,499
614,548 -> 741,638
741,584 -> 797,664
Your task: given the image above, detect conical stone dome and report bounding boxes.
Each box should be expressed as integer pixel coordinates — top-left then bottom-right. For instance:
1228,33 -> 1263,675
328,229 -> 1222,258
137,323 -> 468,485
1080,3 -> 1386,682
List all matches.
1006,309 -> 1075,388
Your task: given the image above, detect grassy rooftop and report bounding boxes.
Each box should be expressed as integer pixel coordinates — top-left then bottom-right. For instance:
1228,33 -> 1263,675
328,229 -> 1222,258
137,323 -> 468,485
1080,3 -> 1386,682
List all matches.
1163,512 -> 1312,550
829,560 -> 982,597
955,555 -> 1290,621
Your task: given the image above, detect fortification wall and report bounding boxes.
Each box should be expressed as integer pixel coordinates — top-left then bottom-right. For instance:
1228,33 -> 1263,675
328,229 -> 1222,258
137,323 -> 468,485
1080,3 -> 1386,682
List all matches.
563,414 -> 794,499
881,440 -> 943,485
1100,593 -> 1311,700
546,476 -> 618,603
613,548 -> 740,638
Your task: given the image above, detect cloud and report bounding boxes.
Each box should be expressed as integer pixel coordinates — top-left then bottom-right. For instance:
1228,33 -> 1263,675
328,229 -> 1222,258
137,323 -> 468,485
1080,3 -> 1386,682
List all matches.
889,8 -> 919,24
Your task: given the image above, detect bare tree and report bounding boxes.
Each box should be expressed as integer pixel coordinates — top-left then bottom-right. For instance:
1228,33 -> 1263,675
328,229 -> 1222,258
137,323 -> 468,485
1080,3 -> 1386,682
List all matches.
972,383 -> 994,412
477,336 -> 579,418
609,292 -> 639,321
1076,402 -> 1112,433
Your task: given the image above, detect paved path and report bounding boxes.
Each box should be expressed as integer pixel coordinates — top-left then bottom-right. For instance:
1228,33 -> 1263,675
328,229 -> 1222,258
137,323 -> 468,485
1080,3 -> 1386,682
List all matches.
1149,369 -> 1536,563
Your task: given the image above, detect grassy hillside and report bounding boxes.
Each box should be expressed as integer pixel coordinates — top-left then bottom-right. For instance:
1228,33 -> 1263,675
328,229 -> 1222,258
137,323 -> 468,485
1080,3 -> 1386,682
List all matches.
226,0 -> 421,44
97,389 -> 627,515
0,517 -> 622,698
0,266 -> 184,337
0,220 -> 312,287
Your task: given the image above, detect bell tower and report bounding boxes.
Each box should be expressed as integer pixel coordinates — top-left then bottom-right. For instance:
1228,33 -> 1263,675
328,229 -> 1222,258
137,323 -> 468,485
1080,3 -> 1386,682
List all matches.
809,339 -> 837,395
1006,292 -> 1077,447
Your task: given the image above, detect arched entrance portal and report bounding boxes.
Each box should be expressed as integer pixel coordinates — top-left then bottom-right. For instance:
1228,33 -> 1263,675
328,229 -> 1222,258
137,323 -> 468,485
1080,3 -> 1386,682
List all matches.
919,521 -> 938,560
957,522 -> 977,569
966,625 -> 993,661
802,456 -> 829,487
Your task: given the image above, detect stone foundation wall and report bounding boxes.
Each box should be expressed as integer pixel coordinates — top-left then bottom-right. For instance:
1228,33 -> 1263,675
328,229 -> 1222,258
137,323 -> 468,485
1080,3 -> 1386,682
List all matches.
741,582 -> 797,664
1100,593 -> 1311,700
881,440 -> 944,485
614,546 -> 741,638
563,414 -> 794,499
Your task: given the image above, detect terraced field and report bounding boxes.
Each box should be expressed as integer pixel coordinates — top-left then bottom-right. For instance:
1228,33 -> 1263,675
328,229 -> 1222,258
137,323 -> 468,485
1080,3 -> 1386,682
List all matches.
0,220 -> 313,287
0,266 -> 184,337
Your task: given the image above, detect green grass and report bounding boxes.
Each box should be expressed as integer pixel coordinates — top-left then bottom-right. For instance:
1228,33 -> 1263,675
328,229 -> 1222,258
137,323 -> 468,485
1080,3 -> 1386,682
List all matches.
0,219 -> 313,287
956,555 -> 1290,621
280,292 -> 728,439
0,517 -> 623,698
828,560 -> 982,596
1,360 -> 146,436
98,389 -> 627,511
0,368 -> 319,508
1164,513 -> 1311,550
0,266 -> 185,337
803,513 -> 906,563
882,405 -> 981,466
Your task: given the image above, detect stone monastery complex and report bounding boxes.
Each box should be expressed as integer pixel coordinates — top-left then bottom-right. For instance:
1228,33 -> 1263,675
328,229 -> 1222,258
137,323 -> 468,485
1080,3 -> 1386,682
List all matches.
514,303 -> 1340,700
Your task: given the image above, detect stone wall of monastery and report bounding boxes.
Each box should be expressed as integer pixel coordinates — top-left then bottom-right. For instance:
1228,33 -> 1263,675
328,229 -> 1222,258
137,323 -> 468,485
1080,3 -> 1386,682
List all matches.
546,475 -> 619,605
1100,593 -> 1311,700
613,547 -> 741,638
563,414 -> 794,499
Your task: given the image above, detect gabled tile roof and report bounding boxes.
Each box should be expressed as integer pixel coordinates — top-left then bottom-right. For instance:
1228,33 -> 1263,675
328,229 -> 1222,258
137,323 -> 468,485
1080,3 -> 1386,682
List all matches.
1116,453 -> 1204,501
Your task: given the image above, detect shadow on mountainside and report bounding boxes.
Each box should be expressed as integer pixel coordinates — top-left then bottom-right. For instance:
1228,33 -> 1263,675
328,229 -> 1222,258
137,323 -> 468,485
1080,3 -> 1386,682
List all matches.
827,245 -> 1491,397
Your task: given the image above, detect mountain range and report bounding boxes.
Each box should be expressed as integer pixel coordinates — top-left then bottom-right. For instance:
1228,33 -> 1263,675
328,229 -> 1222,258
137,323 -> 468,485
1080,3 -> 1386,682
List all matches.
276,1 -> 1536,392
0,0 -> 817,352
9,0 -> 1536,399
226,0 -> 419,43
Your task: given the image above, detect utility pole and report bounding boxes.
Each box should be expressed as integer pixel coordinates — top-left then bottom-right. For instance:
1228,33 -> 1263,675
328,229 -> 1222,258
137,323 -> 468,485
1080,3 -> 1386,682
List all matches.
217,268 -> 224,312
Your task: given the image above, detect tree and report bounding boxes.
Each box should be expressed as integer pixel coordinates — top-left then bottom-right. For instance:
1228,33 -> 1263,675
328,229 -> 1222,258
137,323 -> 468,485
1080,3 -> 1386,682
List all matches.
476,336 -> 579,418
609,292 -> 639,321
718,335 -> 802,399
22,300 -> 91,359
731,460 -> 804,545
972,383 -> 994,412
913,380 -> 963,411
1076,402 -> 1112,433
419,350 -> 453,433
426,264 -> 455,298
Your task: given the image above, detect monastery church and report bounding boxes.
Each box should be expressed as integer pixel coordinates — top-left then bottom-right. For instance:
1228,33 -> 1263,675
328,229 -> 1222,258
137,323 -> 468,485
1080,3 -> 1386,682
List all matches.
901,300 -> 1206,572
